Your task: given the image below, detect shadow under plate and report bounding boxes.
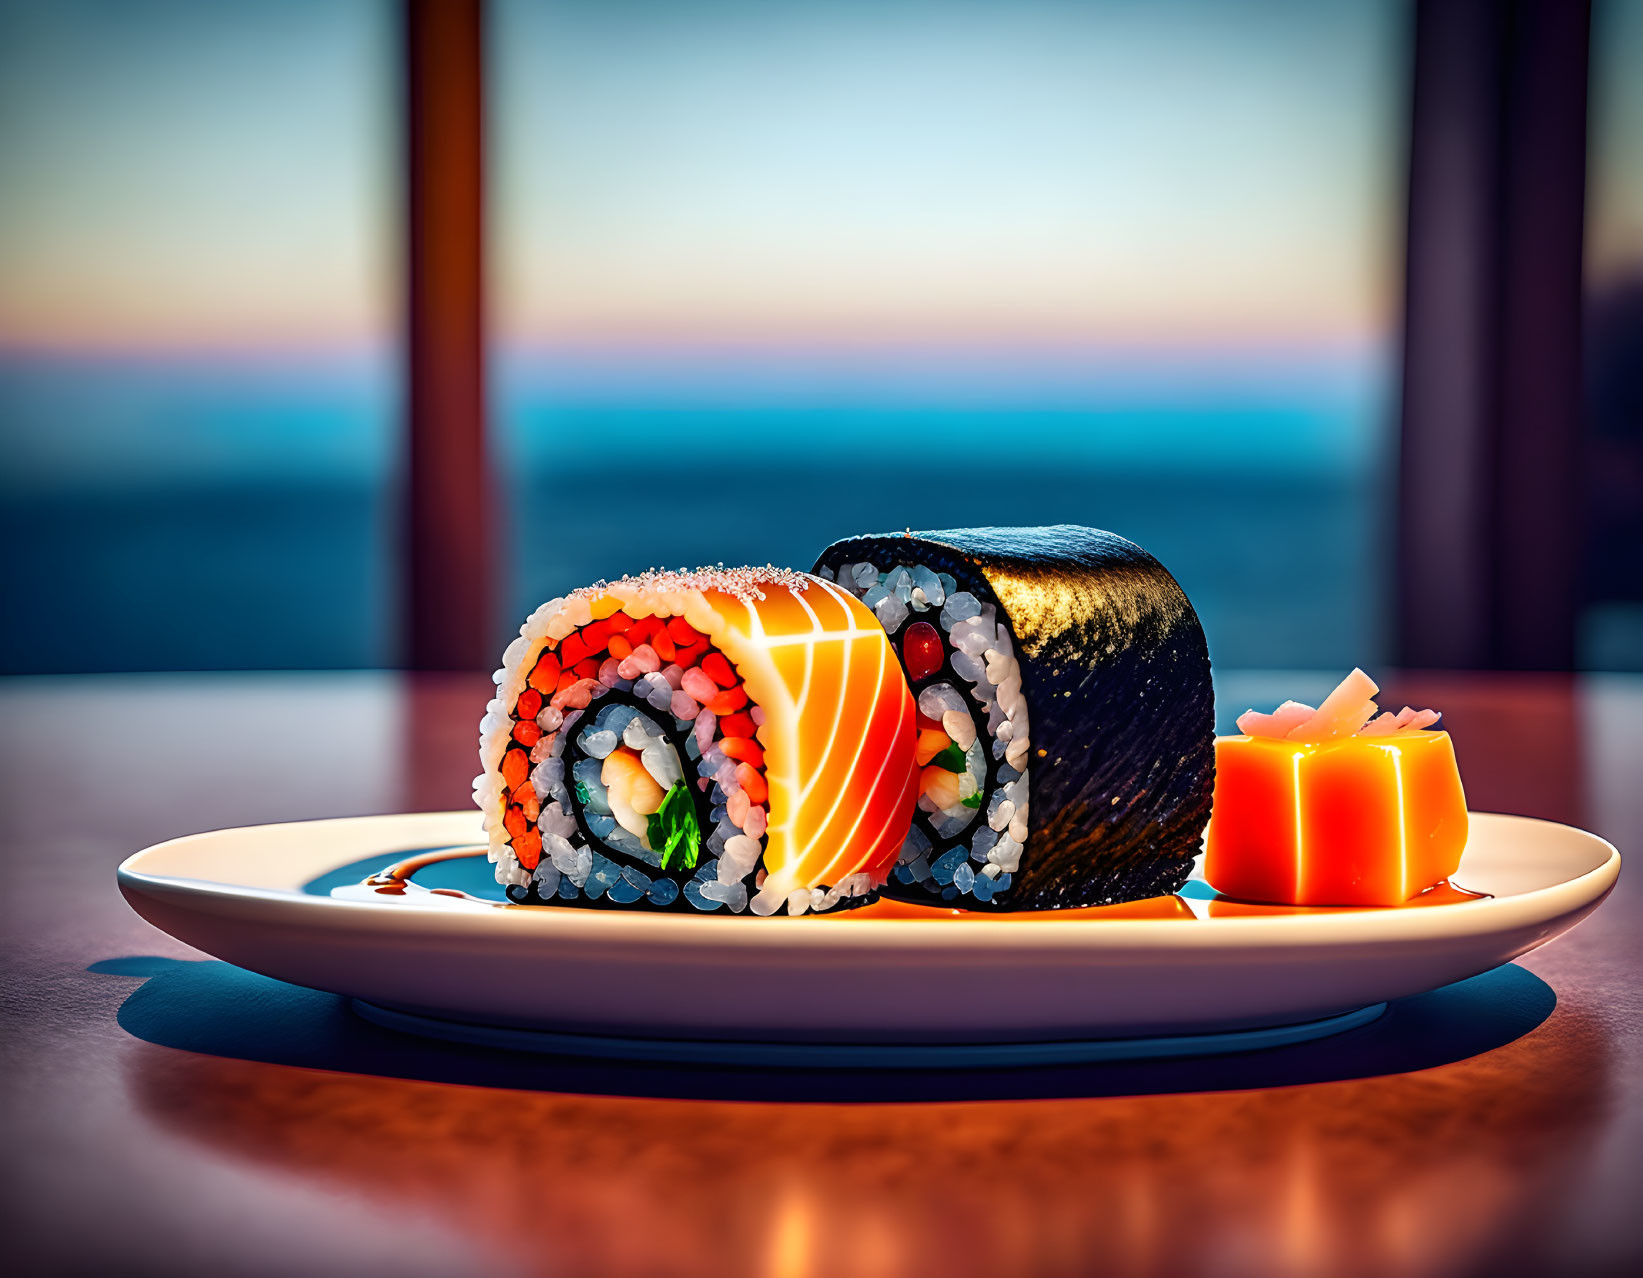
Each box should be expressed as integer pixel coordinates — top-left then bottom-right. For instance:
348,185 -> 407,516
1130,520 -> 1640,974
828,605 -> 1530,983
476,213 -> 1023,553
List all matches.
88,956 -> 1555,1104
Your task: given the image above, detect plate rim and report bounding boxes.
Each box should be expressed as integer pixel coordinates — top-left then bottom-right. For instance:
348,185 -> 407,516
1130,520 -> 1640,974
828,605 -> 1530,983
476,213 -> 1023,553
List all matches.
118,809 -> 1621,953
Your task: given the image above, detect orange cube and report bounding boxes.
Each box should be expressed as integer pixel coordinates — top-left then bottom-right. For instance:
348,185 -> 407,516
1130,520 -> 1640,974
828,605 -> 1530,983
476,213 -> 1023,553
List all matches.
1204,731 -> 1469,906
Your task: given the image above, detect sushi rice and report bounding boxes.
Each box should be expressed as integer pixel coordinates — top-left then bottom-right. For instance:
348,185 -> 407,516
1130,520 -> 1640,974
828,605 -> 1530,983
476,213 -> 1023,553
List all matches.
477,565 -> 917,915
820,561 -> 1029,902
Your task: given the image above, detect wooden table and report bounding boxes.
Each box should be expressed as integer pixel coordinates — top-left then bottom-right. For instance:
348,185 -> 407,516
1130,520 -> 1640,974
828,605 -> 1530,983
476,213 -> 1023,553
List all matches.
1,672 -> 1637,1277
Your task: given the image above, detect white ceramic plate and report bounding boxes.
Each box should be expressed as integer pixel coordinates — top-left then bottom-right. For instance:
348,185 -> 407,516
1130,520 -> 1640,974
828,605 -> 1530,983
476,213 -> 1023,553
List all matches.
118,811 -> 1618,1057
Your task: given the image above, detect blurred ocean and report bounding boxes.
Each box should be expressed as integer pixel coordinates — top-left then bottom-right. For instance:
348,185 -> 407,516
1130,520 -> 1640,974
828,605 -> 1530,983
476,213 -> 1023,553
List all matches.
504,453 -> 1383,671
0,466 -> 1379,674
0,351 -> 1387,673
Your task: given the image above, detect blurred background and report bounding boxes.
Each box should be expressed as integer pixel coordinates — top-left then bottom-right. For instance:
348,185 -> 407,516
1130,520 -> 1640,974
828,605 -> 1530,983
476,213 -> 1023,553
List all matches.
0,0 -> 1638,676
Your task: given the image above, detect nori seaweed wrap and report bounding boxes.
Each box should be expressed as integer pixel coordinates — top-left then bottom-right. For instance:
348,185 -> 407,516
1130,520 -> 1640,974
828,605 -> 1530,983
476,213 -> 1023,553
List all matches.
813,526 -> 1214,909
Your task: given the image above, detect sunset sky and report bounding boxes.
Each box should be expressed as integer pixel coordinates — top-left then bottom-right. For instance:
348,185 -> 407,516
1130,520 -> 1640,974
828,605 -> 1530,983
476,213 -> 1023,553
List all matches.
0,0 -> 1637,488
492,0 -> 1405,349
0,0 -> 1412,355
1590,0 -> 1643,287
2,0 -> 1636,671
0,0 -> 393,351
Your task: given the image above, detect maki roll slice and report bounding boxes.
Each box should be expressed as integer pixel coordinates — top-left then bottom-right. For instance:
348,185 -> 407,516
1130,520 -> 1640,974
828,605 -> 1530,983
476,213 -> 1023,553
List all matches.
476,566 -> 919,915
814,526 -> 1214,909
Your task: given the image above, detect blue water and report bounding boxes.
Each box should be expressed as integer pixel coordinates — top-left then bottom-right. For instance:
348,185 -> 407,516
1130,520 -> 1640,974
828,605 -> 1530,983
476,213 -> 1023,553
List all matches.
505,456 -> 1384,671
0,460 -> 1381,673
0,353 -> 1389,673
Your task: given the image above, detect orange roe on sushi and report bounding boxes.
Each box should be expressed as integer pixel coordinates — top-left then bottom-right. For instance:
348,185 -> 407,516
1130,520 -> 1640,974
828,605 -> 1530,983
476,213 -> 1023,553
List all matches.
527,651 -> 559,692
701,652 -> 737,688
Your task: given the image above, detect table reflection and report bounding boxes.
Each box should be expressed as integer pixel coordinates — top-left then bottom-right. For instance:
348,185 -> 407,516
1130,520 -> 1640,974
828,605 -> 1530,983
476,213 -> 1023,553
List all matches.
121,998 -> 1610,1278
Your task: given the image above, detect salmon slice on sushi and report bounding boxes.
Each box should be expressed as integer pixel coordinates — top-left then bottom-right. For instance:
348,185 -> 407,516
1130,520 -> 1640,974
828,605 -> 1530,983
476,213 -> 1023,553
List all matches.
476,566 -> 920,915
814,526 -> 1215,909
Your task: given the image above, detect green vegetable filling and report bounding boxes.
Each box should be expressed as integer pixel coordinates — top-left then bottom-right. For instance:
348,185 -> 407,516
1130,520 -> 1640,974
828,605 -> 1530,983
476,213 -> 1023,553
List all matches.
960,792 -> 983,809
647,781 -> 702,872
931,743 -> 968,773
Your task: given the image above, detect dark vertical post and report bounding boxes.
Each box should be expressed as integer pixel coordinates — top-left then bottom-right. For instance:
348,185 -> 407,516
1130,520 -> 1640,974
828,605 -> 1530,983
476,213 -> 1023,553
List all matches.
1396,0 -> 1590,670
405,0 -> 490,670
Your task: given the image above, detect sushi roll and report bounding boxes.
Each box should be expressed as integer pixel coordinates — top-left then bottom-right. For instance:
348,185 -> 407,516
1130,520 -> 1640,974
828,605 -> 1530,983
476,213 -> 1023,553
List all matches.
476,566 -> 919,915
814,526 -> 1214,909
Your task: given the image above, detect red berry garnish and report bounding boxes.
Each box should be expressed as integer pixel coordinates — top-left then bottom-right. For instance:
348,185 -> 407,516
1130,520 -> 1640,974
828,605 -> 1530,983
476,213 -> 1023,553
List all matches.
902,622 -> 943,682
